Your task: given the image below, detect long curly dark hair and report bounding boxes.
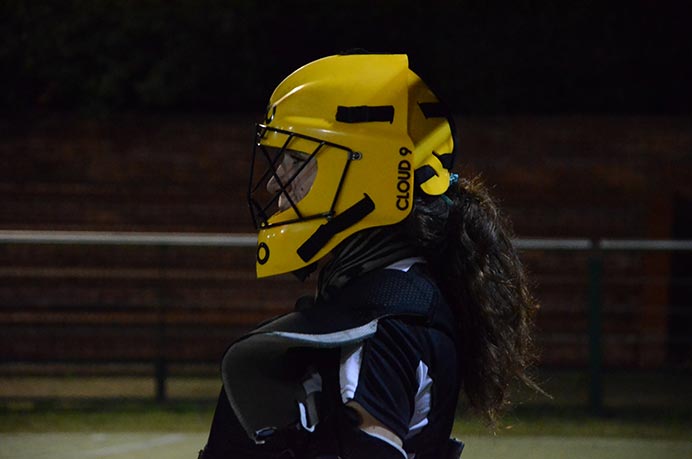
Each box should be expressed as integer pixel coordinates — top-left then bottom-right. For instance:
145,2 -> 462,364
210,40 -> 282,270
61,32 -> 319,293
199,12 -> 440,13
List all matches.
405,175 -> 541,425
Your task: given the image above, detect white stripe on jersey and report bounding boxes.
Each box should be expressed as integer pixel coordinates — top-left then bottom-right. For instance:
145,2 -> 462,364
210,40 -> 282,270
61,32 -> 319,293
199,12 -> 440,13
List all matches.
339,343 -> 364,403
406,360 -> 433,438
384,257 -> 426,272
340,344 -> 434,440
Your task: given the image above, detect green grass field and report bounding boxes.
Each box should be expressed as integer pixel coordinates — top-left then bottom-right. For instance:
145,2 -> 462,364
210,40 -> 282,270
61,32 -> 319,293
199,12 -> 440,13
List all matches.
2,432 -> 691,459
1,370 -> 690,458
1,399 -> 690,459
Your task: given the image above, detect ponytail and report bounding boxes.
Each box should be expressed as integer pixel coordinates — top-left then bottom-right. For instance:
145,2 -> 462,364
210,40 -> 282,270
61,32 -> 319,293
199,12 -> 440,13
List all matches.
406,175 -> 541,425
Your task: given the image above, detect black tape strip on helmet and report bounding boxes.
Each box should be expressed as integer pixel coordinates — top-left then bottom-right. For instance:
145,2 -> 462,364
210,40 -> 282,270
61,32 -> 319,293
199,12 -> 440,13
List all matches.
336,105 -> 395,124
297,194 -> 376,262
418,101 -> 458,172
414,166 -> 438,187
432,151 -> 454,169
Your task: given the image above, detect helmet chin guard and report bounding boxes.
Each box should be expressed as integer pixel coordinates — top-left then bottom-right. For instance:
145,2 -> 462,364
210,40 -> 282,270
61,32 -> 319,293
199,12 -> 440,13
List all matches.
248,54 -> 456,278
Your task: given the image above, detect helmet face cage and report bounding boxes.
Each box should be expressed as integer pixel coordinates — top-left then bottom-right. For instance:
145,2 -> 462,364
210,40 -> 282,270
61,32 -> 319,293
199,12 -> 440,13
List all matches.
248,124 -> 359,230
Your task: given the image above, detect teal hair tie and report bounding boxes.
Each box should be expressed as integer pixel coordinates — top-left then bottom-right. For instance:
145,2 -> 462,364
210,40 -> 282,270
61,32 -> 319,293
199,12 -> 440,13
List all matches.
440,173 -> 459,207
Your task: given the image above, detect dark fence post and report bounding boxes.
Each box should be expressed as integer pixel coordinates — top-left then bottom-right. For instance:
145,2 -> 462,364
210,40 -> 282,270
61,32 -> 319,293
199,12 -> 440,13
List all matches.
155,357 -> 168,403
588,244 -> 604,414
156,245 -> 168,403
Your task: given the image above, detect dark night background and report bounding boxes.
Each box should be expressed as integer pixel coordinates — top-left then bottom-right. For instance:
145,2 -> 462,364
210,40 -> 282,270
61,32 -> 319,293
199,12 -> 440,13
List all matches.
2,0 -> 691,115
1,1 -> 691,391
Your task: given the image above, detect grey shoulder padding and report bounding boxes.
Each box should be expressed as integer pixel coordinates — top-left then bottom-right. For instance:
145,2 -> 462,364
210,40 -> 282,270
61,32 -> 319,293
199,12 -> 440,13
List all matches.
222,306 -> 379,444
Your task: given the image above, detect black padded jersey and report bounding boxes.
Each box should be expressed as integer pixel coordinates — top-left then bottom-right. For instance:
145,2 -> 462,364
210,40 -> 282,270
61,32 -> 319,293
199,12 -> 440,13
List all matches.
215,262 -> 461,458
341,318 -> 459,456
334,265 -> 461,457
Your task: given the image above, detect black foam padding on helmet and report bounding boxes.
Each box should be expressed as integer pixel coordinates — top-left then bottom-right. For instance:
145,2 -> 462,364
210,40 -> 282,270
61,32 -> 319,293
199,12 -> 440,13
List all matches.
433,151 -> 455,169
414,166 -> 438,187
336,105 -> 395,123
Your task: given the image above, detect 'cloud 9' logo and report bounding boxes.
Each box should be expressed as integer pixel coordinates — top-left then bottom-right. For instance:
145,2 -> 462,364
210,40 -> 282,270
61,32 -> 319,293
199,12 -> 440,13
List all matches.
396,147 -> 412,211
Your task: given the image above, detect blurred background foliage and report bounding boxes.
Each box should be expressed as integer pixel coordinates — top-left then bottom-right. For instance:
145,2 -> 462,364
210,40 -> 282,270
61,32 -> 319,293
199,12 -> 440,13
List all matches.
2,0 -> 690,114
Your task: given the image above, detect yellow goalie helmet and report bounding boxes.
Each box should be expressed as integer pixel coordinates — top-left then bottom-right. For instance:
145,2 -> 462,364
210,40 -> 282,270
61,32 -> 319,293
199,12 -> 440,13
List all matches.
248,53 -> 456,278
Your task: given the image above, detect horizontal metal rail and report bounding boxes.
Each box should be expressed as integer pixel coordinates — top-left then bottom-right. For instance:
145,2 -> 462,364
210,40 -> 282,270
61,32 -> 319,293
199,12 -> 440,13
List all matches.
514,238 -> 594,250
0,230 -> 257,247
2,231 -> 692,252
599,239 -> 692,251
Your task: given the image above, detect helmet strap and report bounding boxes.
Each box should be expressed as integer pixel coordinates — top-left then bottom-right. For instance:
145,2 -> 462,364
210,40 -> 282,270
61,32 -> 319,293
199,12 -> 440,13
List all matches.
297,194 -> 376,263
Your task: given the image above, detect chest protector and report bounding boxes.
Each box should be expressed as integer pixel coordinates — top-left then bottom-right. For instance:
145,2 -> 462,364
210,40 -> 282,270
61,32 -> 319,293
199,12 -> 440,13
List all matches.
221,265 -> 456,445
